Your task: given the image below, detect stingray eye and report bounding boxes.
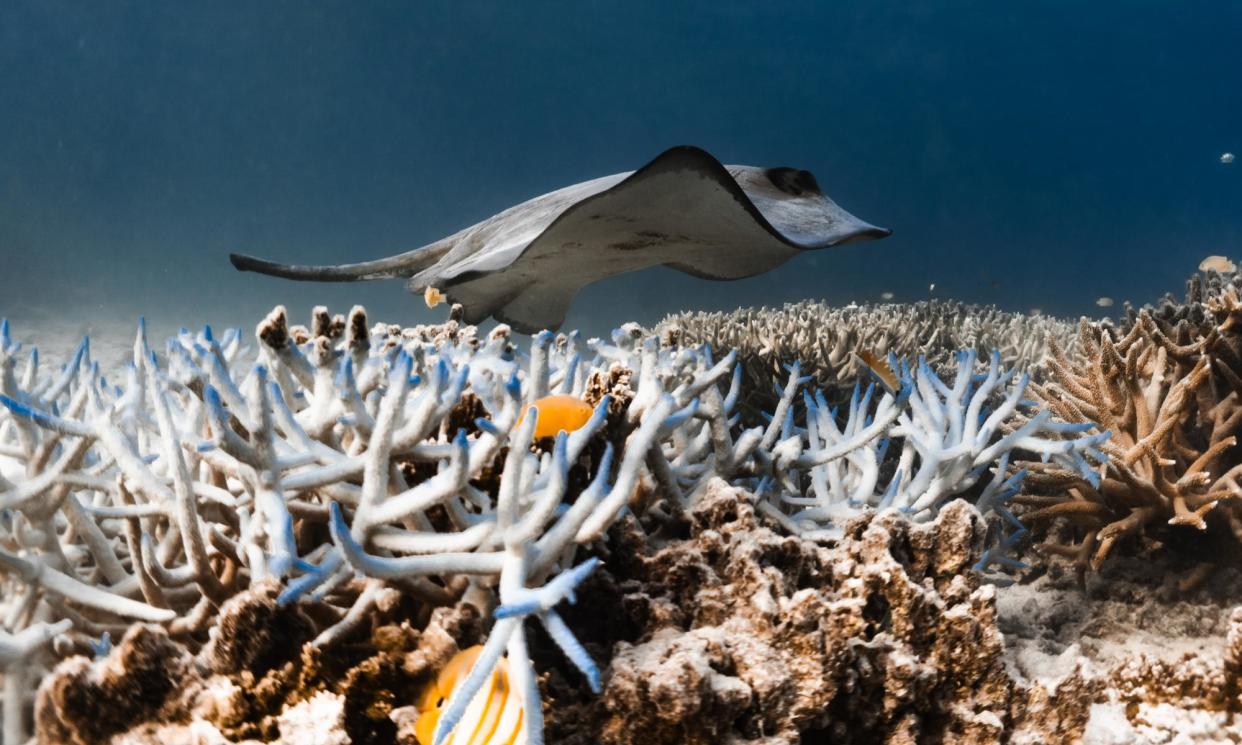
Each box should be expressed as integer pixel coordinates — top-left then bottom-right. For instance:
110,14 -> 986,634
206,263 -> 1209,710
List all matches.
765,167 -> 821,197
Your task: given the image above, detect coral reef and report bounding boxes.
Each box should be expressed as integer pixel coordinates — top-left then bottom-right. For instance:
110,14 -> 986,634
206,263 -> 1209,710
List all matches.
27,480 -> 1096,745
657,299 -> 1078,409
0,302 -> 1104,743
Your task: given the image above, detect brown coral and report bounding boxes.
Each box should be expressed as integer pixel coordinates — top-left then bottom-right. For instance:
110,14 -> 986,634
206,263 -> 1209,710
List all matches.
1015,303 -> 1242,582
658,299 -> 1077,410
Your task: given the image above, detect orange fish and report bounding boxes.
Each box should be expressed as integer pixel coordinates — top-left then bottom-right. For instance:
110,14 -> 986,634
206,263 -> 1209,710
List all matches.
425,286 -> 447,308
521,395 -> 594,440
415,645 -> 524,745
854,350 -> 899,393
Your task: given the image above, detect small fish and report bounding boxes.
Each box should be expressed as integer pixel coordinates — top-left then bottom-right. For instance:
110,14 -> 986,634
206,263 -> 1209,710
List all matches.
1223,153 -> 1235,164
415,645 -> 523,745
1096,297 -> 1114,308
880,291 -> 894,301
928,283 -> 936,293
520,395 -> 595,439
1028,308 -> 1043,317
855,349 -> 899,393
1199,255 -> 1236,273
424,286 -> 446,308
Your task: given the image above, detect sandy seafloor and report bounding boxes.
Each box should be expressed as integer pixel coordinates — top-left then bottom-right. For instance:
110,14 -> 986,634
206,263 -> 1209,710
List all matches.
2,312 -> 181,379
1001,560 -> 1242,743
8,315 -> 1242,745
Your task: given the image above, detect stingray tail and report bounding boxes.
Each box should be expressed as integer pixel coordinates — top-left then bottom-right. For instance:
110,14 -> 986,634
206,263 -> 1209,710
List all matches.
230,243 -> 450,282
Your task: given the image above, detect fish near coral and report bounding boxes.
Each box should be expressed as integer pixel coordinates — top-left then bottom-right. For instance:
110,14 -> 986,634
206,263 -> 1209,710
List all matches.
425,286 -> 447,308
854,349 -> 899,393
416,646 -> 524,745
230,145 -> 890,333
522,394 -> 595,439
1199,254 -> 1236,273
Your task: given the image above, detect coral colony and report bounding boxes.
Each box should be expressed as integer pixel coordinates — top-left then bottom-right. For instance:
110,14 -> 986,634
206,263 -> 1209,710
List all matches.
1022,287 -> 1242,585
0,300 -> 1108,744
659,299 -> 1079,406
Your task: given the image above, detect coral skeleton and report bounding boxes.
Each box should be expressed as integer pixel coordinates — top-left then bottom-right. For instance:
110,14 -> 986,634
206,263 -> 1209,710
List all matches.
0,303 -> 1102,744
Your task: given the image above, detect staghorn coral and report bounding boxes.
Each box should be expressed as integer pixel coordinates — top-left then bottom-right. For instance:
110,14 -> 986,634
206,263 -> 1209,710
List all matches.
755,350 -> 1105,558
1125,266 -> 1242,331
657,299 -> 1079,410
1014,297 -> 1242,582
0,303 -> 1100,743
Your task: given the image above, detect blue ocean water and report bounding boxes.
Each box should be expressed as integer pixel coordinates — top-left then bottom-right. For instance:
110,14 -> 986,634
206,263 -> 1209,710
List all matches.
0,1 -> 1238,337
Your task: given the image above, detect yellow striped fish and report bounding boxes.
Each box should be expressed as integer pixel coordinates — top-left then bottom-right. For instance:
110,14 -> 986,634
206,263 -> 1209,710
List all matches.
415,645 -> 525,745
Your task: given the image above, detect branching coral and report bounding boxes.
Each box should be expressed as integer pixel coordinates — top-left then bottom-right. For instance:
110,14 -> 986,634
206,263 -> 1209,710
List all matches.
0,303 -> 1099,744
754,351 -> 1106,553
658,299 -> 1078,409
1127,266 -> 1242,331
1014,298 -> 1242,582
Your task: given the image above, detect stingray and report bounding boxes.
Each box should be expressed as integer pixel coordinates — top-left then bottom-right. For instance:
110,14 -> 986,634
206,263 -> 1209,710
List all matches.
230,145 -> 890,333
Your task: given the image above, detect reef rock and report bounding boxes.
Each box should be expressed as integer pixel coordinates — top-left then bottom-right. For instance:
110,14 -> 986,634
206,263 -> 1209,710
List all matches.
544,478 -> 1092,744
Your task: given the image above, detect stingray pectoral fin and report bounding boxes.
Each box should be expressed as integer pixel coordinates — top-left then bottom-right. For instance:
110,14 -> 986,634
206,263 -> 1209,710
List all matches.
437,271 -> 576,333
491,283 -> 579,334
808,213 -> 892,246
230,241 -> 451,282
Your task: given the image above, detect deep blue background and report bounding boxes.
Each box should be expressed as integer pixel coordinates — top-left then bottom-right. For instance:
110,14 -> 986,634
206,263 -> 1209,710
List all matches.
1,1 -> 1239,335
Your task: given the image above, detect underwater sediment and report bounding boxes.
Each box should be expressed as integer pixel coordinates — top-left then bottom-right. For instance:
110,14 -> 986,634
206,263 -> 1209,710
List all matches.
3,285 -> 1242,743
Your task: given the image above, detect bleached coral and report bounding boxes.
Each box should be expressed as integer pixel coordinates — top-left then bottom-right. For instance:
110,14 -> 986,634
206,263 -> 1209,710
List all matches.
0,304 -> 1101,744
753,351 -> 1107,559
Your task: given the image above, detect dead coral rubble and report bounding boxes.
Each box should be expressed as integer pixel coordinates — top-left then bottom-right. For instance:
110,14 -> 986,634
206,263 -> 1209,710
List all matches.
999,555 -> 1242,744
35,581 -> 483,745
547,480 -> 1091,745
